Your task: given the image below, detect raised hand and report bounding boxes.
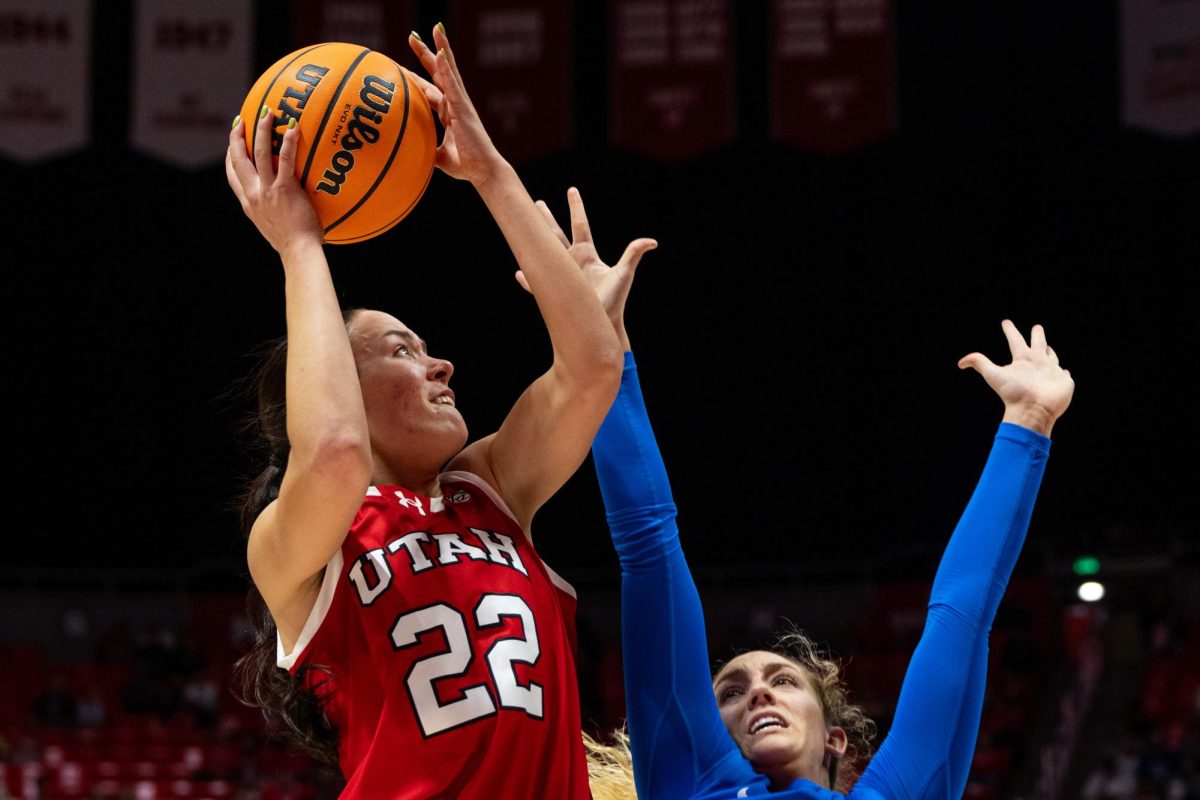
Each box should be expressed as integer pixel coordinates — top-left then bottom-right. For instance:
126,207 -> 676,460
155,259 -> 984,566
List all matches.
407,25 -> 503,185
226,109 -> 323,258
959,320 -> 1075,436
515,188 -> 657,343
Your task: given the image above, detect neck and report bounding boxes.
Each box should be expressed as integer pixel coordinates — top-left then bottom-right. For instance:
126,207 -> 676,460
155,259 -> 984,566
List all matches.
762,759 -> 827,792
371,453 -> 444,497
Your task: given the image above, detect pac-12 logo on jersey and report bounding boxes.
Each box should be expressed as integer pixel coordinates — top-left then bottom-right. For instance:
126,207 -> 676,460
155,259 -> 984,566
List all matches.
444,489 -> 471,504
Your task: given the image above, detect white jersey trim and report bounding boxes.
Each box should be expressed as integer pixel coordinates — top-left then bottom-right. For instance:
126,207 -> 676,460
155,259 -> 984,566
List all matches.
439,470 -> 577,599
542,562 -> 577,600
276,548 -> 344,671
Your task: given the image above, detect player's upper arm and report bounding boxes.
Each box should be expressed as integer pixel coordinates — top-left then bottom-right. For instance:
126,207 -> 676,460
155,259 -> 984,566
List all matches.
449,356 -> 621,533
247,435 -> 372,644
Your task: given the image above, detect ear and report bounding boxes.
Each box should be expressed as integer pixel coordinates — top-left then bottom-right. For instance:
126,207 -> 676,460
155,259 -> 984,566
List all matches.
825,726 -> 849,760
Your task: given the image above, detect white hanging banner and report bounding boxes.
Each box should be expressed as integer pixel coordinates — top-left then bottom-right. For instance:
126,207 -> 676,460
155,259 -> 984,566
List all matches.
1120,0 -> 1200,137
130,0 -> 253,169
0,0 -> 92,163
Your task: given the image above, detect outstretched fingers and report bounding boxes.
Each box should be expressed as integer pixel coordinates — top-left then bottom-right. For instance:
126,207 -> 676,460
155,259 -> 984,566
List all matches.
429,26 -> 469,109
407,71 -> 445,115
617,238 -> 658,273
1029,323 -> 1048,353
431,24 -> 462,77
535,200 -> 571,247
408,32 -> 439,78
1001,319 -> 1029,359
408,32 -> 459,129
567,187 -> 593,244
958,351 -> 1001,382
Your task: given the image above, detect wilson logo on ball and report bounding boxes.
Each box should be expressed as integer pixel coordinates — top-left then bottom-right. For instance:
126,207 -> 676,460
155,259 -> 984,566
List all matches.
314,74 -> 395,197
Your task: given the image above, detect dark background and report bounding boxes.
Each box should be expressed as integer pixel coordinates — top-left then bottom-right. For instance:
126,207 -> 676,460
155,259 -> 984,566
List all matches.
3,0 -> 1197,592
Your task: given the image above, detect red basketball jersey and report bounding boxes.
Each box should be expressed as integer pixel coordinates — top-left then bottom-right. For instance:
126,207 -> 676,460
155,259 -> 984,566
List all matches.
278,471 -> 590,799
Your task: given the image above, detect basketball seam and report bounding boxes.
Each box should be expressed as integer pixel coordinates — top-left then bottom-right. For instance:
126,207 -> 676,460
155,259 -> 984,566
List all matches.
299,46 -> 373,189
323,63 -> 414,237
326,161 -> 434,243
250,43 -> 327,158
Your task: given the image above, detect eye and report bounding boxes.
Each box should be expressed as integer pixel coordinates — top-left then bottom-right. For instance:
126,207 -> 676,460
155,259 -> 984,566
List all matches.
394,344 -> 412,358
773,675 -> 799,688
718,686 -> 743,703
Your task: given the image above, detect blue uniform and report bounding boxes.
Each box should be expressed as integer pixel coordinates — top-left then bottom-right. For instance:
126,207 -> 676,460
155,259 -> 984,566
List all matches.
593,353 -> 1051,800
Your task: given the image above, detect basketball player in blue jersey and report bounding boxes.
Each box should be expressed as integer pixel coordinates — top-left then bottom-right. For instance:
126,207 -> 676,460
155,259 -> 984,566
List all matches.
527,201 -> 1074,799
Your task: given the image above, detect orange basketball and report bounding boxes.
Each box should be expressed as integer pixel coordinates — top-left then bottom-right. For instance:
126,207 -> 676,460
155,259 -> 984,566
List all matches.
240,43 -> 436,245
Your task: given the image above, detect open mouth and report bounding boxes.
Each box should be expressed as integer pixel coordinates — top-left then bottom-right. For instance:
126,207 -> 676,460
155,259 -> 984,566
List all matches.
749,714 -> 787,735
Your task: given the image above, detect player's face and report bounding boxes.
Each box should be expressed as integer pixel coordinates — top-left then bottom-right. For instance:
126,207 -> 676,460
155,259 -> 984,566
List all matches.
713,651 -> 847,788
349,310 -> 468,463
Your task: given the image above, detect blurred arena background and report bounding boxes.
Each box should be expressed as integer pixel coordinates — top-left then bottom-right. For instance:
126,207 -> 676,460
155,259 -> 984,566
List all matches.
1,1 -> 1197,798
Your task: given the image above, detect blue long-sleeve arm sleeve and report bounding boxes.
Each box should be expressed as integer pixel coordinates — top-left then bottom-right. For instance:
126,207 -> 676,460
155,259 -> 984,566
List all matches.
851,424 -> 1051,800
593,353 -> 759,800
595,352 -> 1052,800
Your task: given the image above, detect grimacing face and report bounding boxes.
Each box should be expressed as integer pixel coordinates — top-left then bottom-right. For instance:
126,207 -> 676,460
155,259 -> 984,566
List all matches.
713,651 -> 848,788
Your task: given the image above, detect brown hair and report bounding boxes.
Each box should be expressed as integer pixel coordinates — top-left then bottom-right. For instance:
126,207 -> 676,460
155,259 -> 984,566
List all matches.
230,309 -> 365,769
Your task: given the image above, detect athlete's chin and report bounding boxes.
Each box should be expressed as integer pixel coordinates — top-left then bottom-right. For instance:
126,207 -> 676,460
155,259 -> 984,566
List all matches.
434,413 -> 468,443
740,735 -> 803,768
421,422 -> 469,467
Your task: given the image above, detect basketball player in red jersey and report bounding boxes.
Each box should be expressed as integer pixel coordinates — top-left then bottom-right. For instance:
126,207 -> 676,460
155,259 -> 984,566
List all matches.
225,25 -> 652,798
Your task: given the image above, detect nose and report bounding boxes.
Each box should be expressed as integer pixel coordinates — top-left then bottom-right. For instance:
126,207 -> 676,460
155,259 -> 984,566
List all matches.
747,681 -> 775,710
428,356 -> 454,383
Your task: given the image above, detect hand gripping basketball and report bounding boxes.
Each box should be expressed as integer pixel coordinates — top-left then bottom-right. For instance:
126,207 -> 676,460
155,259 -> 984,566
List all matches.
234,42 -> 438,244
226,110 -> 322,259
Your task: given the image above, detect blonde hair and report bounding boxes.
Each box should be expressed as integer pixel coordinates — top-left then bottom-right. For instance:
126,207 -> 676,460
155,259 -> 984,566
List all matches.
583,729 -> 638,800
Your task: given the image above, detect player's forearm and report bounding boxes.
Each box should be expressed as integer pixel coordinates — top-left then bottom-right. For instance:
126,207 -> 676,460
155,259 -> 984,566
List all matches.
600,358 -> 737,797
281,242 -> 371,466
475,162 -> 623,386
929,423 -> 1050,619
593,354 -> 677,534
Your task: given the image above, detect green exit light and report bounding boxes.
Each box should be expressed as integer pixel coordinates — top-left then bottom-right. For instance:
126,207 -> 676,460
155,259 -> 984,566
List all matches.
1073,557 -> 1100,576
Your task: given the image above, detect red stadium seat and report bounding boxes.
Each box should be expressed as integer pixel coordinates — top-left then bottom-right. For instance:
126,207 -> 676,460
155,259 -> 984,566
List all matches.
158,778 -> 196,796
51,762 -> 89,797
200,780 -> 234,798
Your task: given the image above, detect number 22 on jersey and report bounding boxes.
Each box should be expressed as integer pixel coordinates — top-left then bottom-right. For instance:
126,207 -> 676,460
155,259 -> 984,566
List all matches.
391,594 -> 543,737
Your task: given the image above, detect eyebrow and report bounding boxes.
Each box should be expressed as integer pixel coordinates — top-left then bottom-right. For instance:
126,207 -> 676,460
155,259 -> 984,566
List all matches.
715,660 -> 796,687
383,329 -> 428,353
714,666 -> 747,686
